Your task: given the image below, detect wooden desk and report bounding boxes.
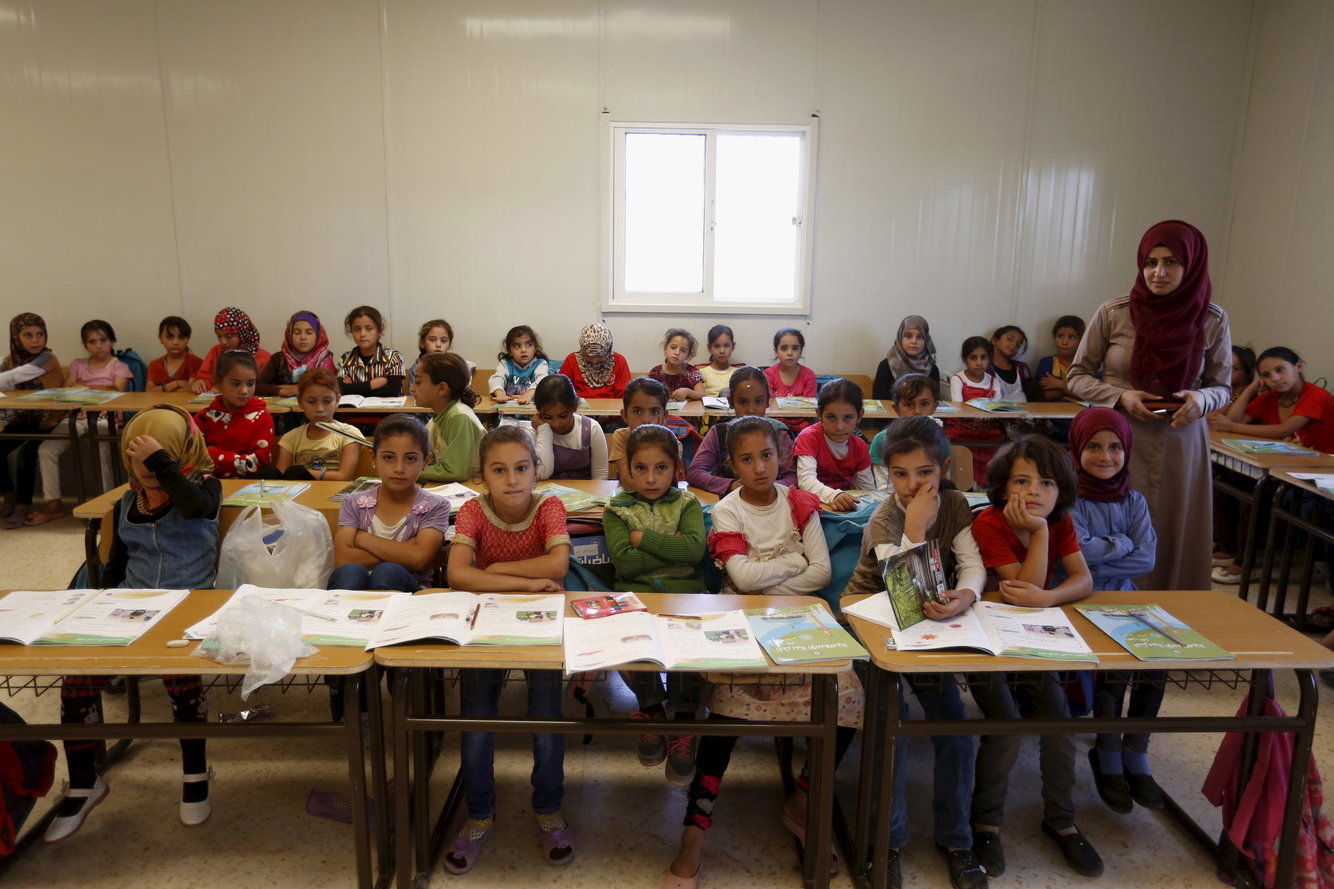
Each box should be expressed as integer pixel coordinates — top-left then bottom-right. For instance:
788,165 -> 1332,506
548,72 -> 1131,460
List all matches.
376,592 -> 848,889
1257,470 -> 1334,629
0,589 -> 385,889
842,589 -> 1333,889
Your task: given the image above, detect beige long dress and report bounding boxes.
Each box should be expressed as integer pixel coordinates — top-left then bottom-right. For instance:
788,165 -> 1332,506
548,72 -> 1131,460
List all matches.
1067,296 -> 1232,591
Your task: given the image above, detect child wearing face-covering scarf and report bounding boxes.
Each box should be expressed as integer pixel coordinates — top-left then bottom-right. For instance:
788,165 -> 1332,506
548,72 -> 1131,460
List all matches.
558,323 -> 631,399
44,405 -> 222,844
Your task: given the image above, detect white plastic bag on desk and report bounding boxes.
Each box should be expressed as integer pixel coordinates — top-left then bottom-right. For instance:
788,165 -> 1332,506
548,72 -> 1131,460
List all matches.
194,596 -> 317,698
216,500 -> 333,590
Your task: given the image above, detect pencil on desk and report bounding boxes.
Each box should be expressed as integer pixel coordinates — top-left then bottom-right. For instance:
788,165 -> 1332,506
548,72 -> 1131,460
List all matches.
1129,609 -> 1186,646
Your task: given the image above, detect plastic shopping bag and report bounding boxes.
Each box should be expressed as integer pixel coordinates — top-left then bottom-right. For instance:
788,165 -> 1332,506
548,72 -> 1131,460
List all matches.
194,595 -> 318,698
216,500 -> 333,590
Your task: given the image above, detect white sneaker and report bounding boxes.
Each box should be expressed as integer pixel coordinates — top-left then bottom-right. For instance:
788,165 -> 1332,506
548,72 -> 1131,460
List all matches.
44,777 -> 109,844
180,767 -> 214,827
1212,566 -> 1243,585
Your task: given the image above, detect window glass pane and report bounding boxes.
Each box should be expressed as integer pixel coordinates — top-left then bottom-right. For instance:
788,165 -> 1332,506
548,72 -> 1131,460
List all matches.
714,133 -> 802,302
623,133 -> 705,293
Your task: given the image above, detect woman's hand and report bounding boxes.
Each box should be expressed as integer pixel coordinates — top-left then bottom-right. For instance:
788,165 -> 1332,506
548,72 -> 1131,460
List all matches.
1170,390 -> 1206,429
1118,389 -> 1163,423
1003,493 -> 1046,535
125,434 -> 164,463
828,491 -> 859,512
998,579 -> 1053,607
923,589 -> 974,620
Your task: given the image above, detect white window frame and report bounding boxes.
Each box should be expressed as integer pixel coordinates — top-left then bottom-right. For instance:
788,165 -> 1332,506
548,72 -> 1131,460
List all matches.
602,120 -> 818,315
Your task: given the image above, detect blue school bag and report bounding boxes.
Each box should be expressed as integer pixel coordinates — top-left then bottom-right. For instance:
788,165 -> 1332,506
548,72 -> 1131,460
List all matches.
115,347 -> 148,392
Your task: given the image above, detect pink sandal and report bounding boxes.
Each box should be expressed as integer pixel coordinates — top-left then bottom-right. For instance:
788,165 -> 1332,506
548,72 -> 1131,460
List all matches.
443,820 -> 493,875
539,823 -> 575,866
25,507 -> 64,526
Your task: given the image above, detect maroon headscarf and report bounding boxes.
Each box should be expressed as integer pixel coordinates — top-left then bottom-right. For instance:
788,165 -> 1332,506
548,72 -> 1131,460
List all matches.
1128,220 -> 1212,394
1070,407 -> 1133,502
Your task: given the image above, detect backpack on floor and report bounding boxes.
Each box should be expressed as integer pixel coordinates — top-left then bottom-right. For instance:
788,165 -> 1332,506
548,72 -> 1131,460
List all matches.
0,702 -> 57,857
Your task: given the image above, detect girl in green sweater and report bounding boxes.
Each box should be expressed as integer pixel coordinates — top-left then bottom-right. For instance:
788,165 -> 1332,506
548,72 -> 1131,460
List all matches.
603,423 -> 707,786
412,351 -> 484,482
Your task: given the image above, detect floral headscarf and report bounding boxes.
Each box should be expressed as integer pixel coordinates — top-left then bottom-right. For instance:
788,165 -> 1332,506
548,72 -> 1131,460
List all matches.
214,307 -> 262,355
279,310 -> 333,377
8,313 -> 49,371
575,323 -> 616,389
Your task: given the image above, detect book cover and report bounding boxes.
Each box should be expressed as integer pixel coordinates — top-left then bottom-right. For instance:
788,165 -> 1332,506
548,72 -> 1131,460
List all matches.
222,481 -> 311,508
571,592 -> 647,619
329,476 -> 380,501
743,604 -> 868,664
965,399 -> 1025,413
881,540 -> 947,630
775,396 -> 818,410
1075,604 -> 1233,661
1220,437 -> 1320,457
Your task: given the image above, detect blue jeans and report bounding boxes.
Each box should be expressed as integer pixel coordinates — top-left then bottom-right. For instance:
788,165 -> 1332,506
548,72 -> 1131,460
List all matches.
327,561 -> 418,592
889,674 -> 975,849
459,669 -> 565,818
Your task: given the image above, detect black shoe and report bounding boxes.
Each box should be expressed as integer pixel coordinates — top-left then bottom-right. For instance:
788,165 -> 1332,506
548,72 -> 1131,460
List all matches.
1041,822 -> 1104,877
1087,748 -> 1133,814
937,844 -> 989,889
1127,772 -> 1165,810
886,847 -> 902,889
971,829 -> 1005,877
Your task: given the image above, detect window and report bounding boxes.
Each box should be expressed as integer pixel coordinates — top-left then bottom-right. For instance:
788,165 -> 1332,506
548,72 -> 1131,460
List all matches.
605,121 -> 817,314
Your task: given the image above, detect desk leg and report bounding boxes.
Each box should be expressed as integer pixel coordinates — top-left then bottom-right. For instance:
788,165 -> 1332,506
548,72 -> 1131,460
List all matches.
364,667 -> 391,887
1258,499 -> 1282,618
391,669 -> 414,889
83,517 -> 102,588
343,673 -> 372,889
871,674 -> 902,889
851,665 -> 883,887
412,670 -> 433,880
1240,477 -> 1276,604
1274,669 -> 1318,888
804,674 -> 837,889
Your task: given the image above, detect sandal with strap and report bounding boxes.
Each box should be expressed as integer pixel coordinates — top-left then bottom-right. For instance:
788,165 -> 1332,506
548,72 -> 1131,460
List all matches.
781,808 -> 840,877
443,819 -> 494,875
661,863 -> 703,889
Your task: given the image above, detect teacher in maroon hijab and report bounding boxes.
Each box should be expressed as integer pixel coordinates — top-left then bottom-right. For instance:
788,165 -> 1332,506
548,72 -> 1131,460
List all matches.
1067,220 -> 1232,591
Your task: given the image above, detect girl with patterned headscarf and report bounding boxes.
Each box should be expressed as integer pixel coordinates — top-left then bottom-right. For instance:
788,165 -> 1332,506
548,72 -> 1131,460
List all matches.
256,310 -> 336,396
558,323 -> 631,399
45,404 -> 222,844
0,313 -> 62,526
190,307 -> 272,394
873,314 -> 940,399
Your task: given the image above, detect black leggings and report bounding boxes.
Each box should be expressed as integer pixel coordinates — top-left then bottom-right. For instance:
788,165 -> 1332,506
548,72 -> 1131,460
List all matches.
60,675 -> 207,786
684,714 -> 856,830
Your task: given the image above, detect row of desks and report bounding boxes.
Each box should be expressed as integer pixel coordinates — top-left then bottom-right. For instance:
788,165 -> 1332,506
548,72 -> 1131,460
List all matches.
2,588 -> 1329,889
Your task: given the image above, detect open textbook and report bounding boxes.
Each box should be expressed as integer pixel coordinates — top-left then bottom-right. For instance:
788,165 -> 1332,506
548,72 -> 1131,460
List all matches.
365,592 -> 565,649
221,481 -> 311,508
0,588 -> 188,646
184,585 -> 411,647
1220,437 -> 1321,457
843,594 -> 1097,661
14,387 -> 119,405
564,610 -> 768,674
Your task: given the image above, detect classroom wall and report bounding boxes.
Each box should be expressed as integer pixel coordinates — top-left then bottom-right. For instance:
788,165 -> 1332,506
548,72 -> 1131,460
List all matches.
1,0 -> 1263,380
1222,0 -> 1334,380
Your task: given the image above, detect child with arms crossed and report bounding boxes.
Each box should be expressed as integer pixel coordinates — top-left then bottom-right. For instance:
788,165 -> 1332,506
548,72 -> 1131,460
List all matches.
793,378 -> 874,511
687,365 -> 795,496
531,374 -> 608,480
338,305 -> 405,397
328,414 -> 449,592
604,424 -> 708,784
665,417 -> 860,888
844,417 -> 988,889
197,351 -> 274,478
967,436 -> 1099,879
445,427 -> 573,873
46,405 -> 220,842
1062,408 -> 1162,813
261,368 -> 361,481
412,352 -> 485,483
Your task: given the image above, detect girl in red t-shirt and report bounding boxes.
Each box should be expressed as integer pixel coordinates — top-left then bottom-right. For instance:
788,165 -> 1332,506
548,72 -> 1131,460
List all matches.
444,426 -> 573,874
793,377 -> 872,511
967,435 -> 1101,879
1209,346 -> 1333,454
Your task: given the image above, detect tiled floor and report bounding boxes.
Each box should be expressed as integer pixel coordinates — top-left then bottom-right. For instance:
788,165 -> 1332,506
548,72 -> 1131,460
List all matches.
1,513 -> 1331,888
